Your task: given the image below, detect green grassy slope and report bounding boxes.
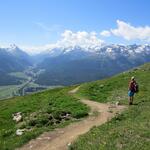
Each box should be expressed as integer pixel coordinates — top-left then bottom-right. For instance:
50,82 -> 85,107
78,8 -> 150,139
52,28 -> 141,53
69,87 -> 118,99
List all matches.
0,63 -> 149,150
0,87 -> 89,150
70,63 -> 150,150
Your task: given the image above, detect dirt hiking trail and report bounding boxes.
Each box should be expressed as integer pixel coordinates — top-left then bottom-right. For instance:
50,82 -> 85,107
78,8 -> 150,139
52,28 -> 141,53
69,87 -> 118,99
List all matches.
18,86 -> 126,150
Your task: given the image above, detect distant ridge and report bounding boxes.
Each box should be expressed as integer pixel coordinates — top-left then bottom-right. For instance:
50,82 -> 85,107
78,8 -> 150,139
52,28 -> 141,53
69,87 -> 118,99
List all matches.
0,44 -> 150,86
35,44 -> 150,86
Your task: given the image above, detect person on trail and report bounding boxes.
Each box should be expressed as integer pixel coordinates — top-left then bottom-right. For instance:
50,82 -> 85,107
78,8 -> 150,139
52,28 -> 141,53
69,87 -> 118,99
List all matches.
128,76 -> 138,105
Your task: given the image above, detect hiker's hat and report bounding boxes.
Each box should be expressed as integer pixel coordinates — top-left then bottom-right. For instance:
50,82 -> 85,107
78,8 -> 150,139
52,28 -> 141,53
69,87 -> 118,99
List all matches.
131,76 -> 135,80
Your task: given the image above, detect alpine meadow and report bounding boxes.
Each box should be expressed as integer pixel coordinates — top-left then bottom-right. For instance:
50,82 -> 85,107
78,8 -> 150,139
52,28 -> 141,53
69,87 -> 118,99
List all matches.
0,0 -> 150,150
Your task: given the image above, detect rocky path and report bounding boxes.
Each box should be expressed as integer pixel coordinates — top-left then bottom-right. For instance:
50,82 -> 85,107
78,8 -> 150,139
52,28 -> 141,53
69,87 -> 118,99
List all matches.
18,87 -> 126,150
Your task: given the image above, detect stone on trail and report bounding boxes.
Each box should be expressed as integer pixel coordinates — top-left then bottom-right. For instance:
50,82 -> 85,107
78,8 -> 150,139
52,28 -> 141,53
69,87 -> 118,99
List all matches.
115,101 -> 120,106
67,142 -> 71,147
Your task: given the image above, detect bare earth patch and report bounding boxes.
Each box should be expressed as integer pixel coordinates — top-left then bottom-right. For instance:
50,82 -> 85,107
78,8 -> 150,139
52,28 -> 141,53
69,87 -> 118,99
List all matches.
18,87 -> 126,150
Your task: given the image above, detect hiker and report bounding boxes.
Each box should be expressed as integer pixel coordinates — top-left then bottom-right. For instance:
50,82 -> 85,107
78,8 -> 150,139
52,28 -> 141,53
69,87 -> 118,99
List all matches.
128,76 -> 138,105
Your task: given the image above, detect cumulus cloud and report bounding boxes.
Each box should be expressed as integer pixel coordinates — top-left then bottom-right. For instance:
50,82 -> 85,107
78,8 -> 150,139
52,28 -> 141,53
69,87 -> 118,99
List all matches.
56,30 -> 104,49
111,20 -> 150,41
21,30 -> 105,54
100,30 -> 111,37
20,20 -> 150,54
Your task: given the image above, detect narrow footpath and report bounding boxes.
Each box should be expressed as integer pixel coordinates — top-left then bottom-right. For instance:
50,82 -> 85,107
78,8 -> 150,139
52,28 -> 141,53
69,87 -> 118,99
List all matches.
18,87 -> 126,150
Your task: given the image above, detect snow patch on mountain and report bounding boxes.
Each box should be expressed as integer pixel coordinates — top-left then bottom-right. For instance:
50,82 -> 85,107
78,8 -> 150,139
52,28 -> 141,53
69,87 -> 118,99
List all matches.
43,44 -> 150,60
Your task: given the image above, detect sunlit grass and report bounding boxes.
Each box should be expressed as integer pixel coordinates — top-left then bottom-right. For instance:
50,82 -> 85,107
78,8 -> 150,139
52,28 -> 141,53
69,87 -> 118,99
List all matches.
70,63 -> 150,150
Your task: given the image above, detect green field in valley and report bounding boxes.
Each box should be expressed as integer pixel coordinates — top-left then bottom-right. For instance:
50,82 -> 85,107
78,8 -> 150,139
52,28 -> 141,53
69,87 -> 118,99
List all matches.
0,72 -> 28,100
0,71 -> 57,100
0,85 -> 20,100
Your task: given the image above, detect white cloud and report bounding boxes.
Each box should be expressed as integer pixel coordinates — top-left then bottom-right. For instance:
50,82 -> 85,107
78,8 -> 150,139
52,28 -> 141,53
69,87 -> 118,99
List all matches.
21,30 -> 105,54
20,44 -> 57,54
56,30 -> 104,49
100,30 -> 111,37
15,20 -> 150,54
111,20 -> 150,41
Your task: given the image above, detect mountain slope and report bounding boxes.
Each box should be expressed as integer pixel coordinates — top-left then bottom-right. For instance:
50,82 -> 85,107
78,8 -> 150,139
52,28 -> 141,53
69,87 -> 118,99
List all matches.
0,44 -> 31,73
0,63 -> 149,150
70,63 -> 150,150
0,44 -> 150,86
35,44 -> 150,86
0,45 -> 32,85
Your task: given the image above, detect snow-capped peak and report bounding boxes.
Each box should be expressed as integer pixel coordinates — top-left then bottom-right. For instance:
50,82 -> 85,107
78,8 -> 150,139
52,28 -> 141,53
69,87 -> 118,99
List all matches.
6,44 -> 20,53
43,44 -> 150,59
9,44 -> 18,50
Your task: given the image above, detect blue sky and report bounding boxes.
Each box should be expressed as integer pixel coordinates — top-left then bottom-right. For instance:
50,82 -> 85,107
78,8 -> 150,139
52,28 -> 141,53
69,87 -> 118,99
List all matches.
0,0 -> 150,52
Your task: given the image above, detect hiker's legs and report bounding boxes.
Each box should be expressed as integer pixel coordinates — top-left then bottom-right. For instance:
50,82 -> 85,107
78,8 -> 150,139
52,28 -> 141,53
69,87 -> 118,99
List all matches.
131,96 -> 134,104
129,96 -> 134,105
129,96 -> 132,105
128,91 -> 134,105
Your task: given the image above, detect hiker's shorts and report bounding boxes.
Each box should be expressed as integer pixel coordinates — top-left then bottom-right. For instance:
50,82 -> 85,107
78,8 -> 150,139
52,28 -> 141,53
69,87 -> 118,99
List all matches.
128,90 -> 134,97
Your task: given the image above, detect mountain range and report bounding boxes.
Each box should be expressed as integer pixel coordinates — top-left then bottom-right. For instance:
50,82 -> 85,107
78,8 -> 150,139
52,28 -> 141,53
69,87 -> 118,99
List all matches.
0,44 -> 150,86
0,44 -> 32,85
35,44 -> 150,85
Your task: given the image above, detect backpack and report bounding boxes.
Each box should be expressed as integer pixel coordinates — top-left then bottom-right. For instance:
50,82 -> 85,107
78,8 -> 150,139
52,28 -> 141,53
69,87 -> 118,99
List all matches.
134,83 -> 139,93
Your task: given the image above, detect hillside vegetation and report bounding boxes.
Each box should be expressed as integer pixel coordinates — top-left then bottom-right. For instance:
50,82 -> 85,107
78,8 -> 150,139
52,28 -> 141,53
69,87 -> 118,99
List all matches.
70,63 -> 150,150
0,63 -> 149,150
0,87 -> 89,150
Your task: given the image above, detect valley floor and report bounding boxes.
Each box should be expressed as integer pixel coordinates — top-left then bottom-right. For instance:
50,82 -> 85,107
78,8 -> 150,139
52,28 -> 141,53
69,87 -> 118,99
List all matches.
0,67 -> 60,100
